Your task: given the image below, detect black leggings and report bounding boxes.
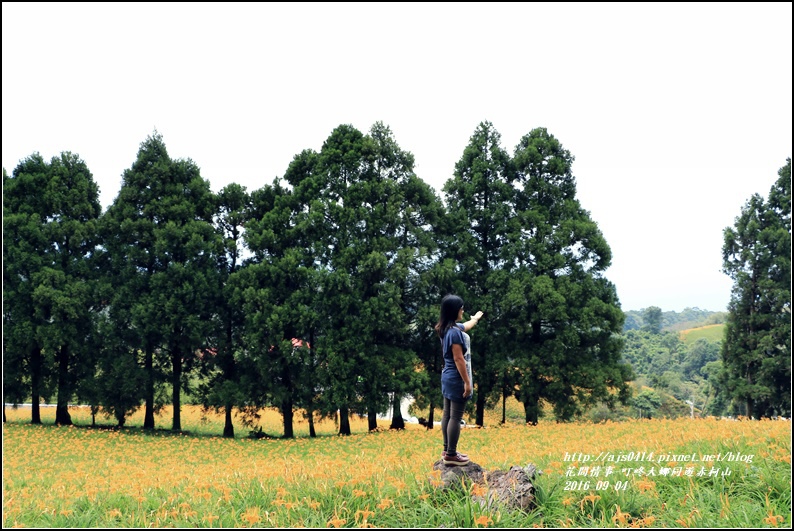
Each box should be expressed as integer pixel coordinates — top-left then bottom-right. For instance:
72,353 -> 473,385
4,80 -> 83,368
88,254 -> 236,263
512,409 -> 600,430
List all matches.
441,397 -> 466,456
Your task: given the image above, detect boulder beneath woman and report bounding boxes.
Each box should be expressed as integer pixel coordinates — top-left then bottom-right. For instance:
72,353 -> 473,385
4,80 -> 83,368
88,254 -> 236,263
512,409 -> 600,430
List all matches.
431,460 -> 539,512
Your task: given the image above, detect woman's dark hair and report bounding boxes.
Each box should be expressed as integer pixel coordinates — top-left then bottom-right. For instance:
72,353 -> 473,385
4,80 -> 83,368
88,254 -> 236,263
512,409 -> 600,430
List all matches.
434,294 -> 464,338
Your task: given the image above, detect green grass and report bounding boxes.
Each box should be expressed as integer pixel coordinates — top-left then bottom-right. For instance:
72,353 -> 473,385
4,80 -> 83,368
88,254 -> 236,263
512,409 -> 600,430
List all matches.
680,324 -> 726,344
3,406 -> 791,528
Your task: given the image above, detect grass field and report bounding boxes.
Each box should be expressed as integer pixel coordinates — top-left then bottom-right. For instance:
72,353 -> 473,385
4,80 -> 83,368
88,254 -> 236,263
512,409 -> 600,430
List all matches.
3,404 -> 791,528
680,324 -> 725,344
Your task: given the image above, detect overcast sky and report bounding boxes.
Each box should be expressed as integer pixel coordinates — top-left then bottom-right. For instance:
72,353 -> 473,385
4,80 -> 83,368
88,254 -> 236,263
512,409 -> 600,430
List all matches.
3,2 -> 792,313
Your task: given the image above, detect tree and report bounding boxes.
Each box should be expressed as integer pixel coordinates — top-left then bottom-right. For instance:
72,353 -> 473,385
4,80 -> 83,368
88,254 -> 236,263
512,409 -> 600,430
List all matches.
231,156 -> 325,439
700,360 -> 728,416
266,123 -> 430,435
367,122 -> 445,431
622,312 -> 642,331
620,330 -> 683,380
200,183 -> 251,437
504,127 -> 632,423
4,161 -> 53,424
36,152 -> 102,425
320,124 -> 421,433
642,306 -> 663,334
681,338 -> 720,380
103,131 -> 220,430
281,131 -> 367,436
720,159 -> 791,418
442,121 -> 515,426
631,388 -> 662,419
3,153 -> 101,425
103,134 -> 167,429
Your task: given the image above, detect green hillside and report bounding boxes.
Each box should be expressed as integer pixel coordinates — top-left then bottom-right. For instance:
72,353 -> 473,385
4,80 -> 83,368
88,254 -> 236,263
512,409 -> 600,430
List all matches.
680,324 -> 725,344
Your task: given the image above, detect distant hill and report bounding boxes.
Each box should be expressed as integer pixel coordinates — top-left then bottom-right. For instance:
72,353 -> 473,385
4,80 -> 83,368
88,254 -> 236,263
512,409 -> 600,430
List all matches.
680,324 -> 725,344
623,307 -> 727,333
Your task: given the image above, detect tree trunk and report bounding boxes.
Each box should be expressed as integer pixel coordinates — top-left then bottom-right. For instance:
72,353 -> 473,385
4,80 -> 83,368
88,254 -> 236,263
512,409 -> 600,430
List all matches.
502,389 -> 507,424
223,404 -> 234,438
281,361 -> 294,438
524,405 -> 539,425
307,407 -> 316,438
144,347 -> 155,429
523,323 -> 543,427
743,365 -> 750,418
339,406 -> 351,435
223,319 -> 236,438
172,346 -> 181,431
367,406 -> 378,431
307,331 -> 317,438
475,390 -> 485,427
522,393 -> 540,426
427,402 -> 435,430
55,345 -> 72,425
282,397 -> 294,438
31,345 -> 42,425
390,395 -> 405,430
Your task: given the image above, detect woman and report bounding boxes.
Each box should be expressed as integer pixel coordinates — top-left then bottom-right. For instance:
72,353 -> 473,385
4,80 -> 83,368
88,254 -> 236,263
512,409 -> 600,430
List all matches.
434,294 -> 483,466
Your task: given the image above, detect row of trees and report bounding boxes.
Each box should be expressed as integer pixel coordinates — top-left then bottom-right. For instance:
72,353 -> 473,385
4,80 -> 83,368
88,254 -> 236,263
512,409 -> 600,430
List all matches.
4,121 -> 635,436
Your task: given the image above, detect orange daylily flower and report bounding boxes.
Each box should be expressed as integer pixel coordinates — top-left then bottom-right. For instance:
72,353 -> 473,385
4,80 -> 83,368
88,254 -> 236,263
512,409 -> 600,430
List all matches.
470,483 -> 488,497
327,516 -> 347,528
763,512 -> 784,526
474,514 -> 493,527
579,493 -> 600,510
612,505 -> 630,526
241,508 -> 261,525
377,498 -> 394,510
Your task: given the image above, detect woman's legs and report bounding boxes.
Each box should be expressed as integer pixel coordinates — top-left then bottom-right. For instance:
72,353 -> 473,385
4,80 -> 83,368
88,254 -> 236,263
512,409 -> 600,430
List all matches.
441,397 -> 451,453
443,398 -> 465,457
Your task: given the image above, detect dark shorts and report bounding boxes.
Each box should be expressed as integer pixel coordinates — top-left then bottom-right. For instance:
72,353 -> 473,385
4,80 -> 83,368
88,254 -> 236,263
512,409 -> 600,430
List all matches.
441,372 -> 470,403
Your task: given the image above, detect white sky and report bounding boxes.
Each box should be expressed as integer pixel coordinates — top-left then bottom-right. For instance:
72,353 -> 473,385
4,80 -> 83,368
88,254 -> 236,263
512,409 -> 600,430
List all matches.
3,2 -> 792,313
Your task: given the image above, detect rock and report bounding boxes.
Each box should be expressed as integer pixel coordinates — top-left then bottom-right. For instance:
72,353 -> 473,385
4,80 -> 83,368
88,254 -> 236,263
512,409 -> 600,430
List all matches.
479,466 -> 536,511
432,459 -> 486,487
431,460 -> 539,512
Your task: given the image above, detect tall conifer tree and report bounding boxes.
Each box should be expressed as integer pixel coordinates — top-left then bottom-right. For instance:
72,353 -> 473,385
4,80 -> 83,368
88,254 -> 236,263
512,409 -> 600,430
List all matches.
4,154 -> 101,424
4,161 -> 51,424
720,159 -> 791,418
103,132 -> 220,430
202,183 -> 251,437
442,121 -> 514,425
507,127 -> 631,423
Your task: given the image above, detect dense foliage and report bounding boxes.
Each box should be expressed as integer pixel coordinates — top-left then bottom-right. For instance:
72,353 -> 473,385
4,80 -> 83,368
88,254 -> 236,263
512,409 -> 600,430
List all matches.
719,159 -> 791,418
3,128 -> 788,433
442,124 -> 630,425
619,330 -> 723,419
3,154 -> 102,425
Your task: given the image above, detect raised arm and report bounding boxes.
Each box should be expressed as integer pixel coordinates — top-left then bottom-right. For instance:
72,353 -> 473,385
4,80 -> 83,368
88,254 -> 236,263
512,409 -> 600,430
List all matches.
461,311 -> 484,332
